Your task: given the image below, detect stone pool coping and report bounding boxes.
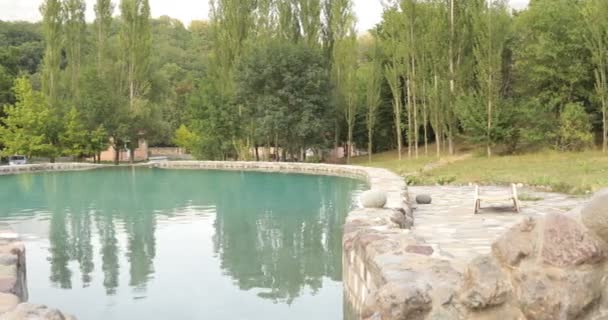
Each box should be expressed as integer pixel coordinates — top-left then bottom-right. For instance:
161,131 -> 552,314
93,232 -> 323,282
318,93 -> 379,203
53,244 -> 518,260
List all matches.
0,163 -> 105,176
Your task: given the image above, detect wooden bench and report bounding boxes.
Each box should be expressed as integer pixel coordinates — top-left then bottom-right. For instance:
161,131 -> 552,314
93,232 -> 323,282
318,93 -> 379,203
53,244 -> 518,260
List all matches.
474,184 -> 520,214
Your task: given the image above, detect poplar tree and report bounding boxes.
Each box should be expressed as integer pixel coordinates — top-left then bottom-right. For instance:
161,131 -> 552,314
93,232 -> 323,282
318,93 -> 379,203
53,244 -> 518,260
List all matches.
94,0 -> 114,73
362,42 -> 382,162
63,0 -> 86,102
40,0 -> 63,107
583,0 -> 608,152
328,0 -> 357,162
297,0 -> 322,47
119,0 -> 152,162
471,0 -> 509,157
380,9 -> 405,160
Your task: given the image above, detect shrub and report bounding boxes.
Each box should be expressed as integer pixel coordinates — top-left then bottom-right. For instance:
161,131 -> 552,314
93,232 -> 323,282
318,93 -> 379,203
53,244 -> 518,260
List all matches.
557,102 -> 593,151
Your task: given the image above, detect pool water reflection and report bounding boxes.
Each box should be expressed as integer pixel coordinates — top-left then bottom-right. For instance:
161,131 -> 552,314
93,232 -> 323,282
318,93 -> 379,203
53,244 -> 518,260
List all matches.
0,168 -> 365,319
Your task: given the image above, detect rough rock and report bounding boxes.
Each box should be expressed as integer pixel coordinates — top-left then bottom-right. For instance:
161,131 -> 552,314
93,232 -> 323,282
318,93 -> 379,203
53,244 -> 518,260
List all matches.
0,293 -> 19,314
0,304 -> 76,320
361,190 -> 388,208
513,268 -> 602,320
458,255 -> 511,310
492,217 -> 538,267
406,245 -> 434,256
365,282 -> 432,320
416,194 -> 432,205
581,189 -> 608,243
541,213 -> 604,267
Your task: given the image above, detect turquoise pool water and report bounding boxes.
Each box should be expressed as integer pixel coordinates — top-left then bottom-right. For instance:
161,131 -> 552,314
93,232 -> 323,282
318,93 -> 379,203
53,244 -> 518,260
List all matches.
0,168 -> 365,319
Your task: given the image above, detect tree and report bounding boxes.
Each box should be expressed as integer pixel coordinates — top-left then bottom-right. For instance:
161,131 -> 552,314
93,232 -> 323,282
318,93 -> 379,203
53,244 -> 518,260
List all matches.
120,0 -> 152,163
60,107 -> 88,158
360,46 -> 382,162
379,9 -> 405,160
40,0 -> 63,107
0,78 -> 59,159
583,0 -> 608,152
333,34 -> 358,162
234,41 -> 332,160
63,0 -> 86,102
557,102 -> 593,151
94,0 -> 114,73
469,0 -> 510,157
513,0 -> 591,116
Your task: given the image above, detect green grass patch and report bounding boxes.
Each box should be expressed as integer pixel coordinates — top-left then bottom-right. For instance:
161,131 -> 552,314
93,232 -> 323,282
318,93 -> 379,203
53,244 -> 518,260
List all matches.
353,149 -> 608,195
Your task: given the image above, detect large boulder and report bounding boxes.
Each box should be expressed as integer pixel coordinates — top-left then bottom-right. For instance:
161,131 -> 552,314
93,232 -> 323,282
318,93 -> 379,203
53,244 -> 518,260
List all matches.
541,213 -> 604,267
581,189 -> 608,243
513,268 -> 602,320
364,282 -> 433,320
361,190 -> 388,209
458,255 -> 511,310
492,217 -> 538,267
0,303 -> 75,320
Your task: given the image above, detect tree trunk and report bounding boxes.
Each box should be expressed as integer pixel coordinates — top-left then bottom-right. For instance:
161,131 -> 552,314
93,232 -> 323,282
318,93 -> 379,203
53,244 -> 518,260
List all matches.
423,81 -> 428,156
434,74 -> 441,158
113,145 -> 119,165
368,125 -> 373,163
255,144 -> 260,161
347,122 -> 353,164
448,0 -> 456,156
603,95 -> 607,153
394,95 -> 403,161
129,148 -> 135,164
406,79 -> 413,159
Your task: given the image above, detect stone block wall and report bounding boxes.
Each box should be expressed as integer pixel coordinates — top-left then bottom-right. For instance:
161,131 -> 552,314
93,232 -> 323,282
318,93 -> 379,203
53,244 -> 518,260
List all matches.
0,163 -> 104,176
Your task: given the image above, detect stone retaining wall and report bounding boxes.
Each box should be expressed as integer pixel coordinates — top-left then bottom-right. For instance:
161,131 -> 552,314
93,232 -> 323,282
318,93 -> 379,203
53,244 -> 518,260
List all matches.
0,163 -> 105,176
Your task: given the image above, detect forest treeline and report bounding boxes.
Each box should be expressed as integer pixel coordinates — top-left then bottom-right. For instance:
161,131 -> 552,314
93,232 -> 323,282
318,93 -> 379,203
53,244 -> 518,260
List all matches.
0,0 -> 607,163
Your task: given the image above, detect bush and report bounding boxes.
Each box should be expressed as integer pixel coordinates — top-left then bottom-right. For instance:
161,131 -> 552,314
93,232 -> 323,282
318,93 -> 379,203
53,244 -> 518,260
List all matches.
557,102 -> 593,151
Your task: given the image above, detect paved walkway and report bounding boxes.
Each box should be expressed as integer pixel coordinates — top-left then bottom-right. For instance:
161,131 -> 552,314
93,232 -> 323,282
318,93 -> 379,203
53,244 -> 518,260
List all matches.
408,185 -> 588,270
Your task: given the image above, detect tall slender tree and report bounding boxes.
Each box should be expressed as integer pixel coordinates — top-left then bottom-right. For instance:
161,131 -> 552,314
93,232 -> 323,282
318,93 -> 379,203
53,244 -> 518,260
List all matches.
472,0 -> 510,157
120,0 -> 152,162
40,0 -> 63,107
94,0 -> 114,74
63,0 -> 86,103
583,0 -> 608,152
362,43 -> 382,162
297,0 -> 322,47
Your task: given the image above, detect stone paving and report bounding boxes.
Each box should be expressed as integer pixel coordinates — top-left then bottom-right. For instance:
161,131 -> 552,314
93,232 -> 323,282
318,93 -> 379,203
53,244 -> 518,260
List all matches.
409,185 -> 588,270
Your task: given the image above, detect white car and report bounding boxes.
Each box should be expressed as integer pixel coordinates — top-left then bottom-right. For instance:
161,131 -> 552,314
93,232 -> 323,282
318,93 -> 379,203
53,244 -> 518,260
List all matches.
8,156 -> 27,166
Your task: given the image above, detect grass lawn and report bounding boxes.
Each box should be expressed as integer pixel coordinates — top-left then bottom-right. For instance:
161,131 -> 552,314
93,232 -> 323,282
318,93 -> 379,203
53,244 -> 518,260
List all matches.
352,149 -> 608,195
350,150 -> 437,175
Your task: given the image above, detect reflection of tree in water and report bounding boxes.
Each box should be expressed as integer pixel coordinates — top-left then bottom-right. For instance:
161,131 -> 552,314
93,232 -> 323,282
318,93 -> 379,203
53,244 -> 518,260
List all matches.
43,169 -> 157,292
1,168 -> 362,303
125,214 -> 156,290
95,213 -> 119,294
212,172 -> 362,303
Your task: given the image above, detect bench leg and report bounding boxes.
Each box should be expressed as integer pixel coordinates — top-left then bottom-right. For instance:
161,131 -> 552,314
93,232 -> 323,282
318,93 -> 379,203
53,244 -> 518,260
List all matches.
513,198 -> 521,213
474,199 -> 481,214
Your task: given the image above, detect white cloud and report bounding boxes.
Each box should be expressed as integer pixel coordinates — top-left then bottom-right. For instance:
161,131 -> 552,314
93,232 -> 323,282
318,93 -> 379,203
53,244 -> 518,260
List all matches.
0,0 -> 529,31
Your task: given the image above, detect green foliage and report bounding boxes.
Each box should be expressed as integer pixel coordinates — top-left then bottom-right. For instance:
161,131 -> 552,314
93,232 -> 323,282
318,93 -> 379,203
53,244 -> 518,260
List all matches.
40,0 -> 63,106
513,0 -> 591,113
172,124 -> 199,153
60,107 -> 88,157
187,80 -> 239,159
0,77 -> 59,158
235,40 -> 332,153
557,102 -> 593,151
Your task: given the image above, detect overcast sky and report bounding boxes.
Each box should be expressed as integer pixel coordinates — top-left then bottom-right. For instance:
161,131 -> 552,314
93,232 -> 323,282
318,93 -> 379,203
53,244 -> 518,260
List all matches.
0,0 -> 530,32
